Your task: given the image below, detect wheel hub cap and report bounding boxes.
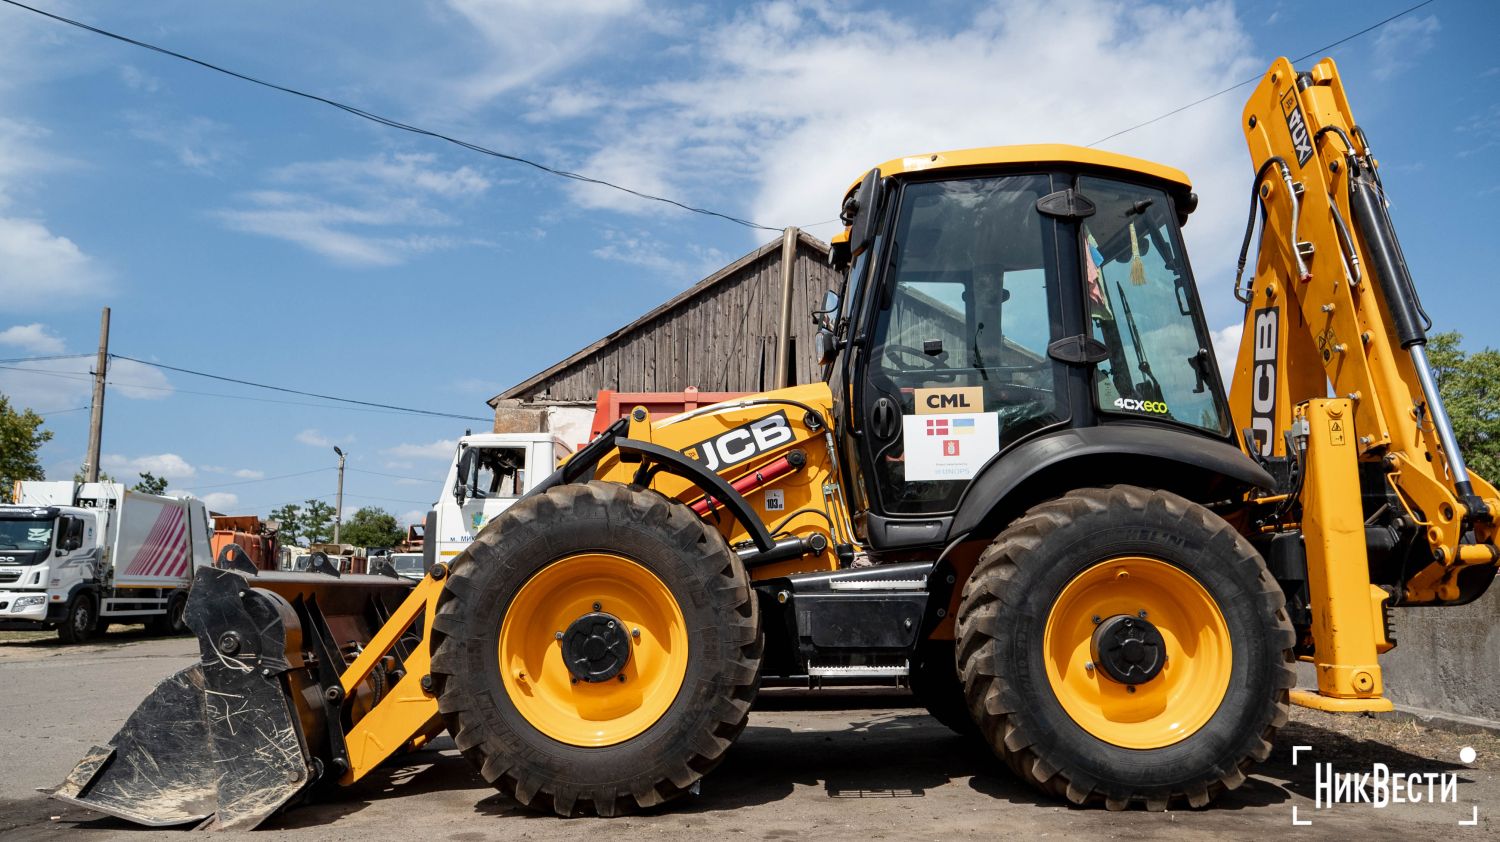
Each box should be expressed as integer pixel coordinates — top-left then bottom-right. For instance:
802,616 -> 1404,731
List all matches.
1091,614 -> 1165,685
562,611 -> 631,683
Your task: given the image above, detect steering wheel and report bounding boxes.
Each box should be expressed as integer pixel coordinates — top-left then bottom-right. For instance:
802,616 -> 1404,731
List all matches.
882,344 -> 958,382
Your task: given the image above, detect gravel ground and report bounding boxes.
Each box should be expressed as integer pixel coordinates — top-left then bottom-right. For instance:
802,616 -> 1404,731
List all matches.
2,628 -> 1495,841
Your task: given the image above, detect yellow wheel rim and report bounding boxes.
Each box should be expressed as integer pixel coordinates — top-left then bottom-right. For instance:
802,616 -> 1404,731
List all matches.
499,553 -> 688,747
1042,557 -> 1232,750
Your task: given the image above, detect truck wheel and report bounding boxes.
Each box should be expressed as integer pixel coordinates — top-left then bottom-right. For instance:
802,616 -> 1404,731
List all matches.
955,486 -> 1295,810
909,641 -> 975,735
58,594 -> 96,644
148,592 -> 189,635
429,481 -> 762,817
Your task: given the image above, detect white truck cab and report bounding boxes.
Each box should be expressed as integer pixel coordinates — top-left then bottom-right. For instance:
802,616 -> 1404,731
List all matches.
427,433 -> 570,564
2,481 -> 210,642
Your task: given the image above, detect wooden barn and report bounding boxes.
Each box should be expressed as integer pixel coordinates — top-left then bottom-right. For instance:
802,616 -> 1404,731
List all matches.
488,229 -> 840,444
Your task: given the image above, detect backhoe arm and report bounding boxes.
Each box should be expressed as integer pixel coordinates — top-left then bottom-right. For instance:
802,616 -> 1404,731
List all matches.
1229,57 -> 1500,708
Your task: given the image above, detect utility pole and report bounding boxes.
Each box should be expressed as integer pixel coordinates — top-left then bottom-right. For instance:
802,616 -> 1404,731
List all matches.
84,307 -> 111,483
774,226 -> 800,389
332,446 -> 346,544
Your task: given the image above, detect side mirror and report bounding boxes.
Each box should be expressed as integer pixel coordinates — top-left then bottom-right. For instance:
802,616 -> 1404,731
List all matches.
58,517 -> 83,552
454,448 -> 475,506
846,168 -> 882,259
812,288 -> 840,332
815,329 -> 839,367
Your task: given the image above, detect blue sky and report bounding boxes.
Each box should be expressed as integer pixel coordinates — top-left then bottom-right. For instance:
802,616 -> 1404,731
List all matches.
0,0 -> 1494,526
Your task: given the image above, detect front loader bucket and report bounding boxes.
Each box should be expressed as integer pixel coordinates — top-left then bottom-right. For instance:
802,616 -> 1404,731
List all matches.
54,565 -> 414,830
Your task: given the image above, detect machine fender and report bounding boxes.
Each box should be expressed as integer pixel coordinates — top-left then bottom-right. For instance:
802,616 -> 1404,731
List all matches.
947,426 -> 1273,544
614,438 -> 776,553
520,418 -> 776,554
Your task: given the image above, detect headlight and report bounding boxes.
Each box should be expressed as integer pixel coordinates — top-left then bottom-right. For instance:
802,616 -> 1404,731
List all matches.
12,595 -> 45,611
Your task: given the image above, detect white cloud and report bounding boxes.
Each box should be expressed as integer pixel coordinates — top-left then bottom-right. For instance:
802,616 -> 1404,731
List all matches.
1210,322 -> 1243,385
118,65 -> 161,93
274,154 -> 490,199
0,352 -> 170,412
384,439 -> 458,460
216,154 -> 491,266
399,509 -> 427,526
233,468 -> 265,480
102,452 -> 197,480
439,0 -> 646,104
592,229 -> 730,282
384,460 -> 415,470
295,428 -> 354,448
0,322 -> 65,354
0,216 -> 110,312
1372,15 -> 1440,81
126,112 -> 239,174
200,492 -> 241,512
530,0 -> 1255,324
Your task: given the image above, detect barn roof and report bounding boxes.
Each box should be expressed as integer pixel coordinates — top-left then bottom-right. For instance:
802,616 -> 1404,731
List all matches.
489,231 -> 831,405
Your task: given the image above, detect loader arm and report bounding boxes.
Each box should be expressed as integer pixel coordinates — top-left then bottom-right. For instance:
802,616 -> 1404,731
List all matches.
1229,57 -> 1500,709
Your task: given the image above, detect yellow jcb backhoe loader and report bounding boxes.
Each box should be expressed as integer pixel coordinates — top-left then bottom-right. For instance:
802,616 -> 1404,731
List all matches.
55,56 -> 1498,828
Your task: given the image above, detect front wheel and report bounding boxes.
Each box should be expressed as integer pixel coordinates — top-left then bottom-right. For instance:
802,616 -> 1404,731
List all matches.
956,486 -> 1294,810
429,481 -> 762,817
58,594 -> 96,644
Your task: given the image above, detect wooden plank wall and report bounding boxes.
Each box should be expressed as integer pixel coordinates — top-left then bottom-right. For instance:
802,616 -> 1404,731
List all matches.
516,239 -> 840,402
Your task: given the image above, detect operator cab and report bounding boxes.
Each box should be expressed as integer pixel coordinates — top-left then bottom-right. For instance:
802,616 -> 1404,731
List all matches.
822,145 -> 1230,541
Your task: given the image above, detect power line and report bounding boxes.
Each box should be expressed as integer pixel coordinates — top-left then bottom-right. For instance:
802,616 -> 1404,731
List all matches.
110,354 -> 492,422
0,353 -> 92,364
178,467 -> 333,492
1088,0 -> 1437,147
347,467 -> 439,483
0,0 -> 778,232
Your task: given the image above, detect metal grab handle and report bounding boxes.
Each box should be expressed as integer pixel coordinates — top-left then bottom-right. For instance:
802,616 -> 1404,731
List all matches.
871,397 -> 899,440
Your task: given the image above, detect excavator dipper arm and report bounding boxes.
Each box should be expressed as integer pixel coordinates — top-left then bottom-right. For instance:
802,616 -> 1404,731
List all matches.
1230,57 -> 1500,710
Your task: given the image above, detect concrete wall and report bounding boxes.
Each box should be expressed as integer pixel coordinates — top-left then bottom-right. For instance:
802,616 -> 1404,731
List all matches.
1293,587 -> 1500,722
1379,588 -> 1500,721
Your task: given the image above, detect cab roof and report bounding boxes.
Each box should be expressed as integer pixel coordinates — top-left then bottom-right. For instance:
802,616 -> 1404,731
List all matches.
864,143 -> 1191,189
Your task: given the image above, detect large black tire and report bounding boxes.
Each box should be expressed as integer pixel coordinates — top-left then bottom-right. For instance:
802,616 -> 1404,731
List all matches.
148,591 -> 189,635
429,481 -> 762,817
955,486 -> 1295,810
57,594 -> 95,644
909,641 -> 976,736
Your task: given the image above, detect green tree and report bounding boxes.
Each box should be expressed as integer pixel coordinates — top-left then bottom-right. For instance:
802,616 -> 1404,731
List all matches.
338,506 -> 405,549
0,393 -> 52,497
1428,332 -> 1500,482
269,503 -> 302,546
72,469 -> 115,483
300,498 -> 336,544
132,472 -> 168,495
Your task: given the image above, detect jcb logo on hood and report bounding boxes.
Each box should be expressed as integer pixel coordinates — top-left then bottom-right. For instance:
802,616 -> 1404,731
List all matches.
1114,397 -> 1169,415
683,411 -> 794,472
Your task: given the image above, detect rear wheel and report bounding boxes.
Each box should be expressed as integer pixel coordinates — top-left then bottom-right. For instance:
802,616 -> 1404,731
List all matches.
429,481 -> 762,817
58,594 -> 95,644
956,486 -> 1294,810
148,591 -> 189,635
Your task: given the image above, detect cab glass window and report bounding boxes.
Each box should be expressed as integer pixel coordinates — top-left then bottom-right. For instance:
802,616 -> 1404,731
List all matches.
1078,176 -> 1229,436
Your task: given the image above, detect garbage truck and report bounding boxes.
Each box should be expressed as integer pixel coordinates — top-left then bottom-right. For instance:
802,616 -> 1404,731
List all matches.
2,481 -> 211,641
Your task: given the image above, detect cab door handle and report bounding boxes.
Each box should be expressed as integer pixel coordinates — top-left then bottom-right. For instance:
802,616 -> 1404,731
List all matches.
871,397 -> 899,440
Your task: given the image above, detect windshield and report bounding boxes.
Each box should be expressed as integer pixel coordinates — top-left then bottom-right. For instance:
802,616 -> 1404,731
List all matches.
1078,176 -> 1229,436
392,555 -> 423,572
0,518 -> 53,551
